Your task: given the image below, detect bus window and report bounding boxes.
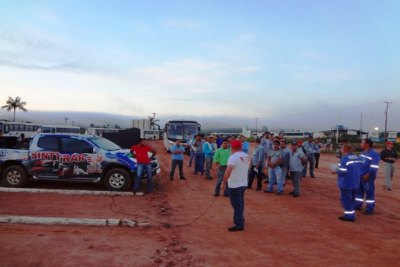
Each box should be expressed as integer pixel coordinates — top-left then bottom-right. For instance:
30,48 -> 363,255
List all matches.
4,124 -> 9,134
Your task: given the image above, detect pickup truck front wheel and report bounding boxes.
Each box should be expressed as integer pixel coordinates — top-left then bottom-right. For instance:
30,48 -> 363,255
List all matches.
2,165 -> 28,187
104,168 -> 132,191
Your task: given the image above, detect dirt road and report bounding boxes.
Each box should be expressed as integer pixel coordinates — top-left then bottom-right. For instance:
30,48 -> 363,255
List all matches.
0,141 -> 399,266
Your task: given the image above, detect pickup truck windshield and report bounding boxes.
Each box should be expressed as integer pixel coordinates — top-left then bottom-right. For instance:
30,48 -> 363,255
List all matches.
88,137 -> 121,151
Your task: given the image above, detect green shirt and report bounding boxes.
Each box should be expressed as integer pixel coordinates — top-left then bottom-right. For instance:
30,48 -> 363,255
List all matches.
213,147 -> 231,166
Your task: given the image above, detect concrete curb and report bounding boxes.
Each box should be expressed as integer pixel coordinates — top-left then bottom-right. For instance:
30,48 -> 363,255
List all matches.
0,215 -> 150,227
0,187 -> 144,196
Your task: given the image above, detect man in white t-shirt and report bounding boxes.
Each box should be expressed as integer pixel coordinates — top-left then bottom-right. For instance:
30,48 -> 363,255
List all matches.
221,139 -> 250,232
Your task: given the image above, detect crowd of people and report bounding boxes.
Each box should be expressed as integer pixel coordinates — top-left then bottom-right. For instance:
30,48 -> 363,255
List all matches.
179,132 -> 323,198
173,132 -> 325,231
133,132 -> 397,231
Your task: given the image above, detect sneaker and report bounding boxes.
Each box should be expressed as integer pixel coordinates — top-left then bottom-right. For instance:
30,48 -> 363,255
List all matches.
386,188 -> 392,191
228,226 -> 244,232
293,193 -> 300,198
310,176 -> 316,178
276,191 -> 283,195
264,190 -> 274,193
180,177 -> 186,180
205,176 -> 213,180
214,192 -> 220,197
338,216 -> 355,222
289,191 -> 295,195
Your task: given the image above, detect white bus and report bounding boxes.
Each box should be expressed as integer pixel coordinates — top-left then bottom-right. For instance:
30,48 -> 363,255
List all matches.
282,131 -> 312,140
0,121 -> 42,138
164,120 -> 201,152
369,130 -> 398,143
41,125 -> 81,134
85,127 -> 121,136
144,130 -> 163,140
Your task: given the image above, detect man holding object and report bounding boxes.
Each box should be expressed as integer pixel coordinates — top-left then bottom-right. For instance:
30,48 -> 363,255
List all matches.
221,139 -> 250,232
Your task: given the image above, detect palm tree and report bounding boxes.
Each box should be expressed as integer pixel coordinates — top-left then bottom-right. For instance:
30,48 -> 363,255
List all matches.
1,97 -> 28,122
148,113 -> 160,130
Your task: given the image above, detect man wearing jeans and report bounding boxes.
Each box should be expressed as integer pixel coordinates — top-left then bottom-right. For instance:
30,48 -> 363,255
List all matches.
169,139 -> 186,181
193,134 -> 205,175
302,135 -> 317,178
213,139 -> 231,196
289,141 -> 306,197
221,139 -> 249,232
265,140 -> 284,195
203,136 -> 215,179
131,139 -> 156,194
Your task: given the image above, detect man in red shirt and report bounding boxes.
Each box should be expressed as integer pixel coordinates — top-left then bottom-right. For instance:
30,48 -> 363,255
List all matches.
131,138 -> 156,193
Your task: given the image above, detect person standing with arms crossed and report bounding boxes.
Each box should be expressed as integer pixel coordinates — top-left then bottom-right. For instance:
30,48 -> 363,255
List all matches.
193,134 -> 205,175
213,139 -> 231,196
203,136 -> 215,179
380,141 -> 397,191
131,138 -> 156,194
288,141 -> 306,197
265,140 -> 284,195
169,139 -> 186,181
248,138 -> 264,190
314,139 -> 322,169
221,140 -> 250,231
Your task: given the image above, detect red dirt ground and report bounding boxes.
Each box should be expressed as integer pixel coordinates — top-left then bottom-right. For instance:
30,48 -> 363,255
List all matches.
0,141 -> 399,267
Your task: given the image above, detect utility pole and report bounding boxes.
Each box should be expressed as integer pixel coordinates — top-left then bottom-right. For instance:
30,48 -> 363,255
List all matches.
360,112 -> 363,139
335,110 -> 340,145
384,101 -> 392,142
253,118 -> 259,137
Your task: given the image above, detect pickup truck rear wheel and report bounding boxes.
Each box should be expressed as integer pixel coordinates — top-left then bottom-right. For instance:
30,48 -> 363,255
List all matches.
2,165 -> 28,187
104,168 -> 132,191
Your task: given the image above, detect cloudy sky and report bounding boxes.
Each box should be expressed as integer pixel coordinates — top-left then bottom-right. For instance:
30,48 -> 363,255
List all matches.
0,0 -> 399,131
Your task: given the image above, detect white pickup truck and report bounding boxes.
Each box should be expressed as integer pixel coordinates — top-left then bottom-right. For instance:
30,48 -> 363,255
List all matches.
0,133 -> 160,191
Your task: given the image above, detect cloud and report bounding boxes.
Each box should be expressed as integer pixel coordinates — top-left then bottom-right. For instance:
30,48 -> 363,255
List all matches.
127,59 -> 224,94
0,27 -> 98,72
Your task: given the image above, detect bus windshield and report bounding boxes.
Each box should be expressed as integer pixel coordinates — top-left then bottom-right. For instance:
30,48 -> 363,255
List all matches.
167,123 -> 198,141
183,123 -> 198,140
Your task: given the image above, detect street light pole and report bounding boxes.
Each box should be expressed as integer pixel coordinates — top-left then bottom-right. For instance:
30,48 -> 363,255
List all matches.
384,101 -> 392,142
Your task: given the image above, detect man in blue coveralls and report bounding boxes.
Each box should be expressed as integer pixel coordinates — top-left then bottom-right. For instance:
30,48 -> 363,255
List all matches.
333,144 -> 361,222
355,139 -> 380,215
